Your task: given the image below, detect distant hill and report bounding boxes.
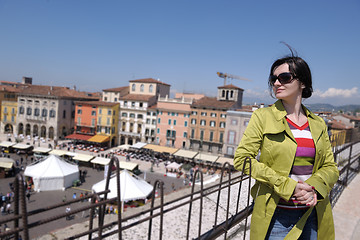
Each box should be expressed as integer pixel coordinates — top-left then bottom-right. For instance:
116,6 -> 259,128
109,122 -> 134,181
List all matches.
304,103 -> 360,113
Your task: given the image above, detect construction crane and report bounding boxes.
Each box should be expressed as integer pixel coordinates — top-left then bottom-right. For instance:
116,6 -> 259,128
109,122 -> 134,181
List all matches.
217,72 -> 252,85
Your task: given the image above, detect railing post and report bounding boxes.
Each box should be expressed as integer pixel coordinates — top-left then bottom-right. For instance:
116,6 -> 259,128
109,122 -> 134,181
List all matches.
345,144 -> 353,186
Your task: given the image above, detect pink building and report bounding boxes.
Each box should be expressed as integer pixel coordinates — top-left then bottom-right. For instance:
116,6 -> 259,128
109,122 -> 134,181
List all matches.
155,96 -> 193,149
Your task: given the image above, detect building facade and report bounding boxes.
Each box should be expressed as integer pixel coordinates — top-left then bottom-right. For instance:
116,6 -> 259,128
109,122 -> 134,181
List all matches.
155,96 -> 193,149
15,85 -> 97,140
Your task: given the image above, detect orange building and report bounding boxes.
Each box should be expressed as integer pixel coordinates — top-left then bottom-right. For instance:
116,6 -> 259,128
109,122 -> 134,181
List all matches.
155,96 -> 193,149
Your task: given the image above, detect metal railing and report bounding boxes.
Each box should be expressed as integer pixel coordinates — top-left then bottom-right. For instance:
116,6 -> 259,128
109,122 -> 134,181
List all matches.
330,140 -> 360,206
0,157 -> 253,240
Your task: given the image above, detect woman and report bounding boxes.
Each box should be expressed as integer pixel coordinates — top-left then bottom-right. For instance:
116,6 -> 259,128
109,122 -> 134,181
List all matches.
234,55 -> 339,239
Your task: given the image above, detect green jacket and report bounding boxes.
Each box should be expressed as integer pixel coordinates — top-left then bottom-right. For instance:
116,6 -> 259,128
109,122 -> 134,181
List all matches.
234,100 -> 339,240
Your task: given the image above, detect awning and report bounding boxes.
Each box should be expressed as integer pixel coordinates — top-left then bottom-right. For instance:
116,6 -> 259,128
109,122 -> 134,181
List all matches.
143,144 -> 178,154
131,142 -> 147,149
173,149 -> 198,159
12,143 -> 33,150
73,154 -> 94,162
65,133 -> 92,141
119,161 -> 139,171
0,141 -> 16,148
166,162 -> 182,170
87,135 -> 110,143
0,158 -> 15,169
49,149 -> 69,156
116,144 -> 131,150
216,157 -> 234,166
194,153 -> 219,163
33,147 -> 52,153
91,157 -> 111,165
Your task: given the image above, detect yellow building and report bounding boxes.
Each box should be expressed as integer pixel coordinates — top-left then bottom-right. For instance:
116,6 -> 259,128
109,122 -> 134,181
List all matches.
96,102 -> 120,147
1,101 -> 18,134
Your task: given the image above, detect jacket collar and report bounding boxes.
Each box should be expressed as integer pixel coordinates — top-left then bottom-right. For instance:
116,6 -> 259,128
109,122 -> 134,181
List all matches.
271,100 -> 317,121
269,100 -> 323,143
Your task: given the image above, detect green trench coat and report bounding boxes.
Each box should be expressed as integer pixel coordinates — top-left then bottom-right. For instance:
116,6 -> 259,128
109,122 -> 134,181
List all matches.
234,100 -> 339,240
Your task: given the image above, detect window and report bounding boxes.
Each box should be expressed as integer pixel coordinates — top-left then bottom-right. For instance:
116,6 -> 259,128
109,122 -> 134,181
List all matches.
191,129 -> 195,138
201,112 -> 207,116
200,120 -> 206,126
11,116 -> 14,122
227,147 -> 234,155
191,119 -> 196,125
104,97 -> 108,101
184,121 -> 188,127
77,109 -> 82,114
228,131 -> 236,144
19,106 -> 24,114
152,119 -> 156,125
210,131 -> 214,141
138,114 -> 143,119
140,84 -> 144,92
77,117 -> 81,125
210,121 -> 216,127
63,110 -> 66,119
4,115 -> 7,122
92,111 -> 96,116
149,84 -> 153,93
210,113 -> 217,117
50,109 -> 56,118
174,120 -> 177,125
146,119 -> 150,124
157,128 -> 160,134
183,132 -> 187,138
11,108 -> 15,114
92,119 -> 95,126
122,112 -> 127,117
34,108 -> 40,116
3,107 -> 7,113
191,111 -> 197,115
99,108 -> 102,114
42,109 -> 47,117
219,132 -> 224,143
244,120 -> 249,126
140,102 -> 143,107
168,119 -> 171,125
108,110 -> 112,115
132,84 -> 136,91
114,97 -> 117,102
222,90 -> 225,97
124,101 -> 128,107
158,118 -> 161,124
200,130 -> 204,140
26,107 -> 32,115
220,122 -> 226,128
231,119 -> 238,125
130,113 -> 135,118
220,114 -> 226,118
98,117 -> 101,123
131,102 -> 135,107
107,118 -> 110,125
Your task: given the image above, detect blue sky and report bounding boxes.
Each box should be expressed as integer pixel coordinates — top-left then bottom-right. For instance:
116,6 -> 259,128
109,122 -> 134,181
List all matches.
1,0 -> 359,106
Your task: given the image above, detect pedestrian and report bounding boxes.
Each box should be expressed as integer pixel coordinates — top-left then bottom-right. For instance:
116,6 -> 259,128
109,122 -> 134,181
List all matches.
65,206 -> 71,220
234,49 -> 339,240
6,202 -> 11,214
171,183 -> 175,191
72,193 -> 76,199
62,195 -> 67,202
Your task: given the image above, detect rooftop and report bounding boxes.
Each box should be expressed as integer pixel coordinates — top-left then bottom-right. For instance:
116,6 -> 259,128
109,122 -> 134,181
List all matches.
192,96 -> 236,110
129,78 -> 170,86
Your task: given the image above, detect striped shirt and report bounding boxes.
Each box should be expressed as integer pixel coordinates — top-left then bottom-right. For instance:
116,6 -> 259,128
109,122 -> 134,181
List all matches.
278,118 -> 315,209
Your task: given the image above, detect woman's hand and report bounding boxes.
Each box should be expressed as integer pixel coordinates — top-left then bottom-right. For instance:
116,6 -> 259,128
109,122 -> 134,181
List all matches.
293,180 -> 317,207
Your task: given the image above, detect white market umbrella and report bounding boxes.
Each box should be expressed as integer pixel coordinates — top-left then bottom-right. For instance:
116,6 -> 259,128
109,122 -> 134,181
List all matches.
92,170 -> 153,201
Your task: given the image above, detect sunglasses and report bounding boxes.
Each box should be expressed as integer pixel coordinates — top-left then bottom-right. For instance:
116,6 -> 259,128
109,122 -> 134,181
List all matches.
269,72 -> 295,85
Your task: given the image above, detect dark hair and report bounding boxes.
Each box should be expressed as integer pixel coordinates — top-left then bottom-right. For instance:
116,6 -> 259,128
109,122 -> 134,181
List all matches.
268,46 -> 313,99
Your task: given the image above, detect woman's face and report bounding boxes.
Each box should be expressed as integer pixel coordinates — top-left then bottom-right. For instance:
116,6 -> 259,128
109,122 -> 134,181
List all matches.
272,63 -> 303,102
